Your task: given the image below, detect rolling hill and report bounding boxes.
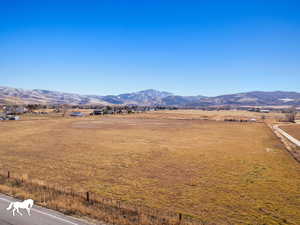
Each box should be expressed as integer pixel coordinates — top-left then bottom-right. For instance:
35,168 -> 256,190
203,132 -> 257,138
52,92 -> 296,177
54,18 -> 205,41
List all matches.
1,86 -> 300,106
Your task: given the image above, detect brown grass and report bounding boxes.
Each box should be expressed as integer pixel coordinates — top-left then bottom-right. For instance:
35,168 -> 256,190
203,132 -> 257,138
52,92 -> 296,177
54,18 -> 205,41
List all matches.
0,110 -> 300,224
0,174 -> 197,225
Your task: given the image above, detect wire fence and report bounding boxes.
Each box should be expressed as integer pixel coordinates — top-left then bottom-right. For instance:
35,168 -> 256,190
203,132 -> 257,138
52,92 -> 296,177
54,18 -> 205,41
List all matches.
0,170 -> 206,225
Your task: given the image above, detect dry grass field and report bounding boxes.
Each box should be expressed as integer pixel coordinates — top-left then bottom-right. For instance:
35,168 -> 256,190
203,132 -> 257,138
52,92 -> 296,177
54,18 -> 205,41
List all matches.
0,110 -> 300,224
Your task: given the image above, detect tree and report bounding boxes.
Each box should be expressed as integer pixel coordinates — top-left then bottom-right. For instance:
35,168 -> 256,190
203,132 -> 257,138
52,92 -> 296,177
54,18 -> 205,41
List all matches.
62,104 -> 70,117
285,107 -> 296,123
27,104 -> 38,113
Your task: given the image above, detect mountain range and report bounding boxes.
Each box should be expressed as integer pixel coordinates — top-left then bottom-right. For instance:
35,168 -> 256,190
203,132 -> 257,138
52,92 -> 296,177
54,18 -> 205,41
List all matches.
1,86 -> 300,107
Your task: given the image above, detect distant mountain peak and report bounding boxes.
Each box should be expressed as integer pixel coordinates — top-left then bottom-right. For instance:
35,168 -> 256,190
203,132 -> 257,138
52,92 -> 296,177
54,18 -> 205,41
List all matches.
133,89 -> 173,95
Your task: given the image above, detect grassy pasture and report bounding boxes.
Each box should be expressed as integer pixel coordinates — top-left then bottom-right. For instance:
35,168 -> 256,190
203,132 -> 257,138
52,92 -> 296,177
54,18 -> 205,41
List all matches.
0,110 -> 299,224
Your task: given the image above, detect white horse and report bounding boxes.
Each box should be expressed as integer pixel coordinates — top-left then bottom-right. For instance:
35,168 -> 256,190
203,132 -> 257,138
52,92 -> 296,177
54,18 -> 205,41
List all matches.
6,199 -> 34,216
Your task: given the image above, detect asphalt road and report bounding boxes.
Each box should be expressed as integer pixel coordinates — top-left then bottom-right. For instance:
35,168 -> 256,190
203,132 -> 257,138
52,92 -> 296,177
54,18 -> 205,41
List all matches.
0,194 -> 96,225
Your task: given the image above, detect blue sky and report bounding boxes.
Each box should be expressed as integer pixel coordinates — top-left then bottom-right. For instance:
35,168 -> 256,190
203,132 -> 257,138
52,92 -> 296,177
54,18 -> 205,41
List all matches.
0,0 -> 299,96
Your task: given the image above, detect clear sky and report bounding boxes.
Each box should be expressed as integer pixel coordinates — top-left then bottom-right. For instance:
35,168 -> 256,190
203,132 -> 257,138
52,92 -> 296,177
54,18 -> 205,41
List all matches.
0,0 -> 299,96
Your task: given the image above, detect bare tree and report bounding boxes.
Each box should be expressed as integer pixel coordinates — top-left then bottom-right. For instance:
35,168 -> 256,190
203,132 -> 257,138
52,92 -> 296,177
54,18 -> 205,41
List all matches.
62,104 -> 70,117
285,107 -> 296,123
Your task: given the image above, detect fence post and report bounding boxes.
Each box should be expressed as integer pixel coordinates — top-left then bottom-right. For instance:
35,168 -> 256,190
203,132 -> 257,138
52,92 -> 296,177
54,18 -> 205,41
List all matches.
7,171 -> 10,179
86,192 -> 90,202
179,213 -> 182,224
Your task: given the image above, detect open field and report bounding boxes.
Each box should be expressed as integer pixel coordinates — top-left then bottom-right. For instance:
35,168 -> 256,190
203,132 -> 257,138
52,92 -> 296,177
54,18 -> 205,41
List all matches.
0,110 -> 300,224
280,124 -> 300,141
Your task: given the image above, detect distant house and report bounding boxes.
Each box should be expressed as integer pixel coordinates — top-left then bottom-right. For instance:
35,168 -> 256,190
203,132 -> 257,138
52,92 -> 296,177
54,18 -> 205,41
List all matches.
108,110 -> 115,114
260,110 -> 270,113
248,108 -> 260,112
91,109 -> 104,115
4,106 -> 28,115
70,112 -> 85,117
0,113 -> 20,120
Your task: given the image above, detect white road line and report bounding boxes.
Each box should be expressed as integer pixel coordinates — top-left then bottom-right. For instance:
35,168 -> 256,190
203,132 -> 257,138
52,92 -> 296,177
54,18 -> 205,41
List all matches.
31,208 -> 79,225
0,197 -> 79,225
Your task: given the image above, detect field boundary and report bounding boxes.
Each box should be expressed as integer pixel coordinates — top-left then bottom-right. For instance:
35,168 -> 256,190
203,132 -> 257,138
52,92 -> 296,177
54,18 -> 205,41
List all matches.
0,171 -> 205,225
273,125 -> 300,147
266,122 -> 300,162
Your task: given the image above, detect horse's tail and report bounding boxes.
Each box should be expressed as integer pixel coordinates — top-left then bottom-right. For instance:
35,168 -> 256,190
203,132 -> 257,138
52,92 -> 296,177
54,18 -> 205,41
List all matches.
6,202 -> 13,210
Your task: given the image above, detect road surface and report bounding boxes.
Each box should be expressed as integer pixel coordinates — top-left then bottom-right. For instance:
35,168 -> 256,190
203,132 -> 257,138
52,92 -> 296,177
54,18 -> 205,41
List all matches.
273,125 -> 300,147
0,193 -> 97,225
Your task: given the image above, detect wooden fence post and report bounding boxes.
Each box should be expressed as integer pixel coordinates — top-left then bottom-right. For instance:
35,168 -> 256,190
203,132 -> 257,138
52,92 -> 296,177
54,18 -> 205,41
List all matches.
86,192 -> 90,202
7,171 -> 10,179
179,213 -> 182,224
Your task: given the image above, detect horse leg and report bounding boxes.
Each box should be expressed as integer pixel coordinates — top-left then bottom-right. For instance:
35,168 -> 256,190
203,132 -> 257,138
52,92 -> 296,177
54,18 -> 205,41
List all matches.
12,208 -> 16,216
16,208 -> 22,216
26,208 -> 31,216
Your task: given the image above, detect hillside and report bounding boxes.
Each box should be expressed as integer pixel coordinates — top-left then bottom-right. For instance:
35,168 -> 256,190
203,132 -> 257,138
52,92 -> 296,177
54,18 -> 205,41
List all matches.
1,86 -> 300,106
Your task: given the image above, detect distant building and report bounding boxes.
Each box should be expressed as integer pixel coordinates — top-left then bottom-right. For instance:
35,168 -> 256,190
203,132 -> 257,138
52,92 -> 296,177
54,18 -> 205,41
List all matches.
106,110 -> 115,114
4,106 -> 27,115
260,110 -> 270,113
91,109 -> 104,115
7,115 -> 20,120
248,108 -> 260,112
0,113 -> 20,120
70,112 -> 85,117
